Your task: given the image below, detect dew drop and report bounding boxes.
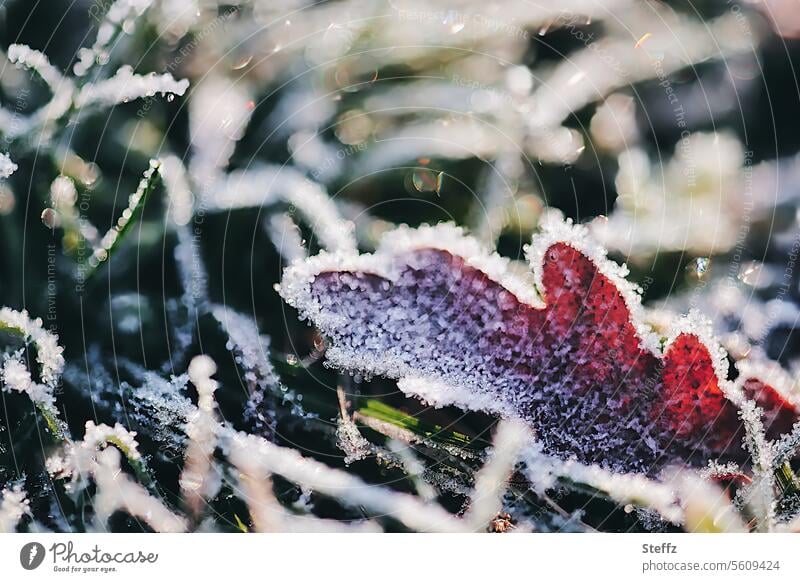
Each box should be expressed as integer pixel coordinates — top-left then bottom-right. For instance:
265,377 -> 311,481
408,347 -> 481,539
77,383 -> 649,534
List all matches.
232,55 -> 253,70
41,207 -> 59,229
411,169 -> 443,195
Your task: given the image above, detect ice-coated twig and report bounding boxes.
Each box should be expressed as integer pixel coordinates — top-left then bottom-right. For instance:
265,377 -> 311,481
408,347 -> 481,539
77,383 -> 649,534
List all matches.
0,481 -> 30,533
335,385 -> 372,465
46,421 -> 144,493
0,153 -> 17,179
463,419 -> 531,531
210,305 -> 286,427
188,76 -> 254,187
75,66 -> 188,108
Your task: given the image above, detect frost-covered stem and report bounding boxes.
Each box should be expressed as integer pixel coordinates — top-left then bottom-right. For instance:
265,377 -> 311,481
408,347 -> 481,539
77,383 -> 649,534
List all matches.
738,400 -> 776,532
92,447 -> 186,532
73,0 -> 155,78
179,356 -> 222,518
208,166 -> 357,254
464,420 -> 531,531
385,440 -> 437,503
773,419 -> 800,466
85,159 -> 161,276
522,444 -> 685,524
7,44 -> 65,91
0,482 -> 30,533
219,429 -> 468,532
674,472 -> 747,533
0,307 -> 67,438
75,66 -> 189,107
266,214 -> 307,263
335,384 -> 372,464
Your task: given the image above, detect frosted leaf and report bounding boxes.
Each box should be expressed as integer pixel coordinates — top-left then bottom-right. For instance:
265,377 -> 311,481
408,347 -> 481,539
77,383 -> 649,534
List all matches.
0,153 -> 17,179
279,210 -> 800,474
75,66 -> 189,107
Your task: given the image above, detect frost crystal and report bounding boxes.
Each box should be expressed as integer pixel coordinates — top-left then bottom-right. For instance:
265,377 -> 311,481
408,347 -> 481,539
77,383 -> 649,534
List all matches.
0,482 -> 30,533
0,307 -> 65,431
0,153 -> 17,179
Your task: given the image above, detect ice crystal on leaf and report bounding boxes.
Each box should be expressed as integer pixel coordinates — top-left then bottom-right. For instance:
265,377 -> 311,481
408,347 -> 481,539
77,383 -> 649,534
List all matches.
280,211 -> 800,475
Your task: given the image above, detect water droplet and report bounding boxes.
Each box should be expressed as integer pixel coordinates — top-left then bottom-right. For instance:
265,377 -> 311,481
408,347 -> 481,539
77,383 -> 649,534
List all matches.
166,94 -> 175,102
41,208 -> 59,229
232,55 -> 253,70
286,353 -> 299,366
411,169 -> 443,195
